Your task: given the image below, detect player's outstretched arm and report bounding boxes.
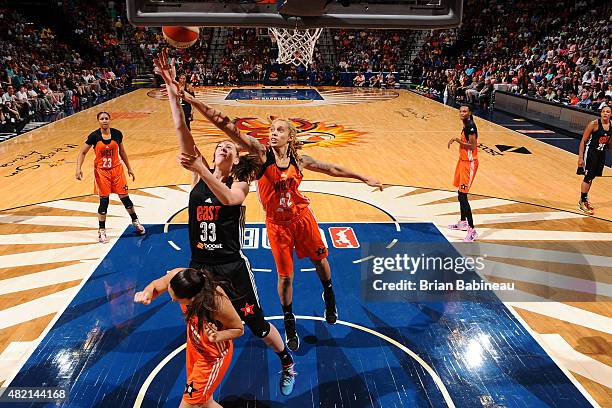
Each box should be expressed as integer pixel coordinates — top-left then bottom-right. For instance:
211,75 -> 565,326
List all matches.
154,50 -> 198,157
179,92 -> 266,163
134,268 -> 181,305
300,155 -> 383,190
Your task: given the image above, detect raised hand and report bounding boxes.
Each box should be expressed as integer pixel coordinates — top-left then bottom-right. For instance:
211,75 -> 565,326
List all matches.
153,48 -> 180,90
178,151 -> 206,175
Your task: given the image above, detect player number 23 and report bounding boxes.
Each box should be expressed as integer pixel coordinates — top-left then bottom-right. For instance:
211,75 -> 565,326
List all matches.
199,222 -> 217,242
102,157 -> 113,168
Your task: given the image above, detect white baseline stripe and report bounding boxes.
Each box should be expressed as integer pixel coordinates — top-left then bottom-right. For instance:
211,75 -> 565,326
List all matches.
507,301 -> 612,335
482,260 -> 612,296
537,333 -> 612,389
0,230 -> 121,244
0,261 -> 96,296
459,242 -> 612,268
0,287 -> 78,330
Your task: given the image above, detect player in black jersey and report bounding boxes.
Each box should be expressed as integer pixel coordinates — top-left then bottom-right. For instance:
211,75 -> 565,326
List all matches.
154,51 -> 297,396
577,105 -> 611,215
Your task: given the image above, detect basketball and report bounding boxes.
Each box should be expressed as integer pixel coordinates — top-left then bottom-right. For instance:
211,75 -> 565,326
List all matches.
162,26 -> 199,49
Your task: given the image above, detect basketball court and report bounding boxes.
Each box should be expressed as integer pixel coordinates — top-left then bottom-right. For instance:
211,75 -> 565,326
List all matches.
0,1 -> 611,407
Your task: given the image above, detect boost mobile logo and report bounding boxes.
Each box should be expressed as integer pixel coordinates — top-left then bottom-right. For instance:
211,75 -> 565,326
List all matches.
197,242 -> 224,250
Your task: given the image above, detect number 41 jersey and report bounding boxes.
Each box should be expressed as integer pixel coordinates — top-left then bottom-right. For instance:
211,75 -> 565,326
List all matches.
188,173 -> 245,265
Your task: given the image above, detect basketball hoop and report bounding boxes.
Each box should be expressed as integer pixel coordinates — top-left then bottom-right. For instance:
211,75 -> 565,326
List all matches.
268,27 -> 323,67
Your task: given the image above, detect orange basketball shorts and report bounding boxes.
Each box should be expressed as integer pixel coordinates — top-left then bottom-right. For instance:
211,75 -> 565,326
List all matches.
453,159 -> 478,193
266,208 -> 328,278
94,166 -> 128,197
183,340 -> 233,405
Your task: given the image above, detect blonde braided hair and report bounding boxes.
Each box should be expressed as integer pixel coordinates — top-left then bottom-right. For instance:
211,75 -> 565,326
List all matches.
272,118 -> 303,161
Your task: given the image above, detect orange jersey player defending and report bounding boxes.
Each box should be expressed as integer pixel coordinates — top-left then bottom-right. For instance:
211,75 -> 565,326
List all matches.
135,267 -> 244,408
75,112 -> 145,243
178,89 -> 383,352
448,104 -> 479,242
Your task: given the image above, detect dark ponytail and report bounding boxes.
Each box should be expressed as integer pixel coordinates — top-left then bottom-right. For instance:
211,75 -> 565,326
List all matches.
232,153 -> 262,183
170,268 -> 224,334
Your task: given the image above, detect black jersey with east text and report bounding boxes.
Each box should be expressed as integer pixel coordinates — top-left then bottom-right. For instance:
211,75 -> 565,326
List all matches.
188,173 -> 245,265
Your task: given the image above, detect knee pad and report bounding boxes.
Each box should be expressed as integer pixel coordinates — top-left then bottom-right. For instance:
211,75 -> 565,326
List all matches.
250,319 -> 271,339
120,195 -> 134,209
98,196 -> 110,215
458,192 -> 468,203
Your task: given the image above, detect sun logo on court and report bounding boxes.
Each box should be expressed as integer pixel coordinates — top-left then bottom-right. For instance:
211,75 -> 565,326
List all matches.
191,116 -> 364,148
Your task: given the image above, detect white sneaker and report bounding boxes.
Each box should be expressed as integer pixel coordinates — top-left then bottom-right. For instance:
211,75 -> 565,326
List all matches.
132,219 -> 146,235
98,229 -> 109,244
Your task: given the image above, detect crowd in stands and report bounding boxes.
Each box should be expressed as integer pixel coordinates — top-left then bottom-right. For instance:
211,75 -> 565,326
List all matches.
164,28 -> 329,86
217,28 -> 270,84
3,0 -> 610,136
414,0 -> 611,112
335,30 -> 404,73
143,25 -> 405,87
331,30 -> 405,88
0,3 -> 133,134
128,25 -> 214,84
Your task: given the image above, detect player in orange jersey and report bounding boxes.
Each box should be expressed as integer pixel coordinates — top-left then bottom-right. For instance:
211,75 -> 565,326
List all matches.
177,88 -> 382,352
135,267 -> 244,408
75,112 -> 145,243
448,104 -> 479,242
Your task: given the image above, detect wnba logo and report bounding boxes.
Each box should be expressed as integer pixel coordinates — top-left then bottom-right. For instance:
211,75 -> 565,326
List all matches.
329,227 -> 360,248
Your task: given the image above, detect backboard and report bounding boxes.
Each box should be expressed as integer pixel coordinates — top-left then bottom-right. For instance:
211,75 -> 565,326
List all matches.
126,0 -> 463,29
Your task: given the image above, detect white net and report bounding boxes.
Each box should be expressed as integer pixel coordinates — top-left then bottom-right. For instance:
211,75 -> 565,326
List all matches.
268,27 -> 323,67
